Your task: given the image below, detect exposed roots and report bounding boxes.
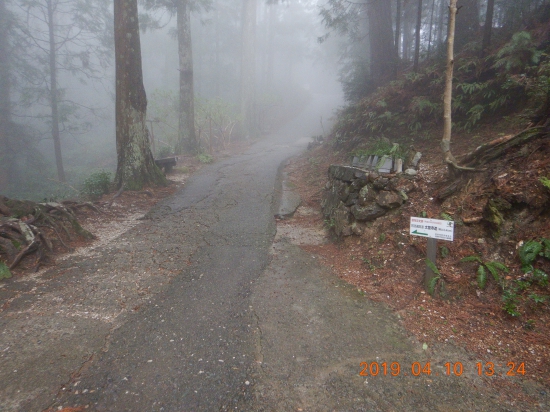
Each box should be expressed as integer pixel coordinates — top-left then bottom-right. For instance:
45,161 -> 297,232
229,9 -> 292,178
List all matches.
0,197 -> 98,272
446,159 -> 485,173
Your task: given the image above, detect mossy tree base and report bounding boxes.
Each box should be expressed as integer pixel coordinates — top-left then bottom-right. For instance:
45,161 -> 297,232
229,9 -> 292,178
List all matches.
114,0 -> 167,192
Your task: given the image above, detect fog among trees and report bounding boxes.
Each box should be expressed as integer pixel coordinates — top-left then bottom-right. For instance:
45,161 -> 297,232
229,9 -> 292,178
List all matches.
0,0 -> 343,198
1,0 -> 548,198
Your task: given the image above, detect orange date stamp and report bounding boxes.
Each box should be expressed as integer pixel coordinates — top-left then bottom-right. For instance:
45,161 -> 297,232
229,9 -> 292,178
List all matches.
359,361 -> 526,377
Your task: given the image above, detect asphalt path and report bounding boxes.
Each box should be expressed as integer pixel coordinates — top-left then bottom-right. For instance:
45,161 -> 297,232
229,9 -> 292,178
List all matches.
2,94 -> 547,411
41,95 -> 337,411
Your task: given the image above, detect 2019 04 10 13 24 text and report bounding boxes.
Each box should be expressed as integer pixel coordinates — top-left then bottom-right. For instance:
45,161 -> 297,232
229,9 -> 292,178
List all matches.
359,361 -> 526,377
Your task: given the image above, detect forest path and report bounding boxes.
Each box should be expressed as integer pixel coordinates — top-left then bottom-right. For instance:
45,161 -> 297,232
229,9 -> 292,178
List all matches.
0,95 -> 534,411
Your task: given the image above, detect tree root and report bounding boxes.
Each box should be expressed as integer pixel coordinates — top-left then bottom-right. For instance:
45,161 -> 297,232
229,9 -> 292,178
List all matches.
0,197 -> 99,272
446,159 -> 485,173
36,224 -> 73,252
108,187 -> 125,208
9,240 -> 38,270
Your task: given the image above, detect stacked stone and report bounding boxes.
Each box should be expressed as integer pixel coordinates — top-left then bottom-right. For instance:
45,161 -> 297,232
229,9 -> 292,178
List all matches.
321,165 -> 418,237
351,150 -> 422,176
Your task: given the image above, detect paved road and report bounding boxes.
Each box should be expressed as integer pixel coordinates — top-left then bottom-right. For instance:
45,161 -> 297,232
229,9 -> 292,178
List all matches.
1,94 -> 547,411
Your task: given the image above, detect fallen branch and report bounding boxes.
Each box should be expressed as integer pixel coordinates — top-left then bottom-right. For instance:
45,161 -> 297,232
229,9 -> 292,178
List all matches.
460,127 -> 545,167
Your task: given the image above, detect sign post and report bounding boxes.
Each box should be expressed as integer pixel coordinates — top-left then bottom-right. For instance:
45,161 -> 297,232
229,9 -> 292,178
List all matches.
410,217 -> 455,293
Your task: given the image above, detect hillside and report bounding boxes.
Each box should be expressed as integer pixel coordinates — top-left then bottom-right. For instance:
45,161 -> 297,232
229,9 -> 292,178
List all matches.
278,15 -> 550,402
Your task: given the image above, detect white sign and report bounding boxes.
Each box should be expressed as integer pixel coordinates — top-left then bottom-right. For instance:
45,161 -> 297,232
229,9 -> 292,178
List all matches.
410,217 -> 454,241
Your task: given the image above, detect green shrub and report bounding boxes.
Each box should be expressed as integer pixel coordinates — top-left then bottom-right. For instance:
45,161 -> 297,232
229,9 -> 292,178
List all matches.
157,146 -> 173,159
80,171 -> 112,200
197,153 -> 213,164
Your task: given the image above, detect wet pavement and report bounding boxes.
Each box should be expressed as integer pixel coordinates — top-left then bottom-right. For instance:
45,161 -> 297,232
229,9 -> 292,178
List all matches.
1,95 -> 547,411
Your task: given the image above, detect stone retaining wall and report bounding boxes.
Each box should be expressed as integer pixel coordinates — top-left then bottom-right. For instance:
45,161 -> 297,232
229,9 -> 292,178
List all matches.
321,165 -> 418,236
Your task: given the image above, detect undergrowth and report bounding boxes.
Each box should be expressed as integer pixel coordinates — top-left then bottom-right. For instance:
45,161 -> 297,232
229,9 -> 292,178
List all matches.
80,171 -> 112,201
461,239 -> 550,317
350,139 -> 407,160
331,29 -> 550,149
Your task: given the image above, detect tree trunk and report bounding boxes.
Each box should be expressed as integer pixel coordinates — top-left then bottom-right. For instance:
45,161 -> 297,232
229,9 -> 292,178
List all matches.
395,0 -> 402,65
47,0 -> 65,182
436,0 -> 446,47
402,1 -> 413,61
454,0 -> 479,51
442,0 -> 458,176
0,0 -> 12,191
367,0 -> 395,84
427,0 -> 436,58
240,0 -> 257,140
114,0 -> 166,190
176,0 -> 198,154
413,0 -> 423,72
480,0 -> 495,57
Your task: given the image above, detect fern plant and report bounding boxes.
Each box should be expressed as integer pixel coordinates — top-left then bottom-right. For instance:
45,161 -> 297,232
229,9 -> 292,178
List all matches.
440,212 -> 453,221
460,255 -> 509,289
426,258 -> 441,296
518,239 -> 550,287
493,31 -> 542,73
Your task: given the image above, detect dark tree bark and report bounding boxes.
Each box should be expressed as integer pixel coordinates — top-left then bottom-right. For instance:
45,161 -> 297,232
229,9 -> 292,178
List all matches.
455,0 -> 480,51
46,0 -> 65,182
240,0 -> 257,139
480,0 -> 495,57
114,0 -> 166,190
402,0 -> 414,61
395,0 -> 402,65
367,0 -> 395,84
427,0 -> 436,58
413,0 -> 423,72
175,0 -> 198,154
0,0 -> 12,191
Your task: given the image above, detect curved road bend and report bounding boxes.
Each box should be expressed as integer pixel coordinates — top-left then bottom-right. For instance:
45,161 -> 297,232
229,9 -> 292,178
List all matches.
3,94 -> 545,411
